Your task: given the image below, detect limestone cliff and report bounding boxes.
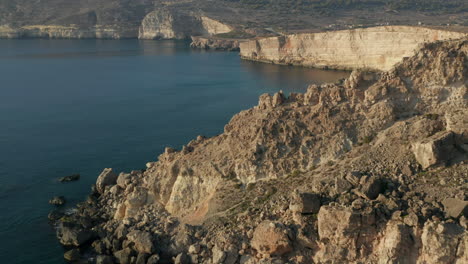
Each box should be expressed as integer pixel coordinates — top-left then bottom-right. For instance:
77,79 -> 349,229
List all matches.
0,10 -> 233,40
0,25 -> 138,39
138,9 -> 232,40
51,38 -> 468,264
240,26 -> 468,71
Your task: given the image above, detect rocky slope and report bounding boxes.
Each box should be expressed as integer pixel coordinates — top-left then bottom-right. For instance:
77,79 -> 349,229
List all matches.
240,26 -> 468,71
51,38 -> 467,263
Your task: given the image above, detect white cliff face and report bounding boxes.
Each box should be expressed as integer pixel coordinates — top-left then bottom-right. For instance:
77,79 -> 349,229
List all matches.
138,9 -> 232,40
240,26 -> 467,71
200,16 -> 232,35
138,10 -> 185,39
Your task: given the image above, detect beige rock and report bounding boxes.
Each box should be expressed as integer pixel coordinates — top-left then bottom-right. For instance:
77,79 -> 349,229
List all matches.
289,191 -> 321,214
420,221 -> 465,263
127,230 -> 154,254
412,131 -> 455,169
96,168 -> 118,193
251,221 -> 292,256
376,221 -> 416,264
442,198 -> 468,218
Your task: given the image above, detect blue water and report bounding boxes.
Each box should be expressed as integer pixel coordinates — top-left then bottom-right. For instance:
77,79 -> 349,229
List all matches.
0,39 -> 348,263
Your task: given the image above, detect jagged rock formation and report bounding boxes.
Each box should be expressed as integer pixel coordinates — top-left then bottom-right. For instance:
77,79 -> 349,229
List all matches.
51,38 -> 467,263
138,10 -> 232,40
240,26 -> 468,71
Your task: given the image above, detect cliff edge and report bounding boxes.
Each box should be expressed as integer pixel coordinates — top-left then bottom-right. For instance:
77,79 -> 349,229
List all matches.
240,26 -> 468,71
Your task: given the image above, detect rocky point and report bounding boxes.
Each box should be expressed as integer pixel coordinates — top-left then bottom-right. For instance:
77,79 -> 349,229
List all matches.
50,37 -> 468,263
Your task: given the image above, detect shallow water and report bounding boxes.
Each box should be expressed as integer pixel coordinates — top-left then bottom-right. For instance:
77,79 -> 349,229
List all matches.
0,39 -> 349,263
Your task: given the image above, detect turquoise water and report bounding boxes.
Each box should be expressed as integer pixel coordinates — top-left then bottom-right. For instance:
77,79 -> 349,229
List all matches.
0,39 -> 348,263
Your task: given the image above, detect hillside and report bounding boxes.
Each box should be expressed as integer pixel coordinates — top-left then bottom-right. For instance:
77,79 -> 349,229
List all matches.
51,36 -> 468,263
0,0 -> 467,39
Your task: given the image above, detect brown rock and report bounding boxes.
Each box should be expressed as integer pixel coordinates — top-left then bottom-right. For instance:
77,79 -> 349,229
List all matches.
412,131 -> 455,169
251,221 -> 292,256
289,191 -> 321,214
127,230 -> 154,254
96,168 -> 118,193
442,198 -> 468,218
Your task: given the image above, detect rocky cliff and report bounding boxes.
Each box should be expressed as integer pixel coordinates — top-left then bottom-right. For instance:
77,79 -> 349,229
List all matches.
190,36 -> 242,51
51,38 -> 468,264
138,9 -> 232,40
0,8 -> 233,40
240,26 -> 468,71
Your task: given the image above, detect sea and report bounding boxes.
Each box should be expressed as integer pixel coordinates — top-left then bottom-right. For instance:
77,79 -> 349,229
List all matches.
0,39 -> 349,263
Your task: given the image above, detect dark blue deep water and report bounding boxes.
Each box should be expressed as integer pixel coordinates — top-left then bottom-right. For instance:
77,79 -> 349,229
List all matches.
0,39 -> 349,263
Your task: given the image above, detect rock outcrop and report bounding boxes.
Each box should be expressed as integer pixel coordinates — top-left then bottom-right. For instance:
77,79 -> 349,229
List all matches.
190,36 -> 242,51
240,26 -> 467,71
138,9 -> 232,40
51,37 -> 468,263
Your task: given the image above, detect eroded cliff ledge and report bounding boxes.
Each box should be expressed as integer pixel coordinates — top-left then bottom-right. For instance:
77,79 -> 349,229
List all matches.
240,26 -> 468,71
52,38 -> 468,263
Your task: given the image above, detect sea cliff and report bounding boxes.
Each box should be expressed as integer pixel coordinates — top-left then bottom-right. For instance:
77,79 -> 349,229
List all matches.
240,26 -> 468,71
0,10 -> 233,40
50,37 -> 468,263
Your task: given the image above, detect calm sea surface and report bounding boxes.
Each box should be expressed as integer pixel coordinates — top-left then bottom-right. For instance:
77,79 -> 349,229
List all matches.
0,39 -> 349,263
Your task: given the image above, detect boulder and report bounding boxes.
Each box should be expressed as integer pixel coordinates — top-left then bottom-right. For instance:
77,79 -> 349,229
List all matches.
174,252 -> 190,264
135,253 -> 149,264
57,224 -> 94,247
442,198 -> 468,218
251,221 -> 292,256
114,248 -> 134,264
117,173 -> 132,189
124,187 -> 148,218
48,210 -> 65,221
289,191 -> 321,214
96,255 -> 114,264
127,230 -> 154,254
188,244 -> 201,254
212,245 -> 226,264
335,177 -> 353,194
412,131 -> 455,169
59,174 -> 80,182
147,254 -> 160,264
377,221 -> 415,263
420,221 -> 465,263
64,249 -> 81,262
356,176 -> 383,200
49,196 -> 66,206
318,206 -> 361,242
96,168 -> 118,193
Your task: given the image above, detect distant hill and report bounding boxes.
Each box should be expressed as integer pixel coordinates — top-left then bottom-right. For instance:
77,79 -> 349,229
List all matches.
0,0 -> 467,36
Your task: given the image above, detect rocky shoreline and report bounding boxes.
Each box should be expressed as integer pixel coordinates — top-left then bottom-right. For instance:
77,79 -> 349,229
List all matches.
49,38 -> 468,264
190,36 -> 242,51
